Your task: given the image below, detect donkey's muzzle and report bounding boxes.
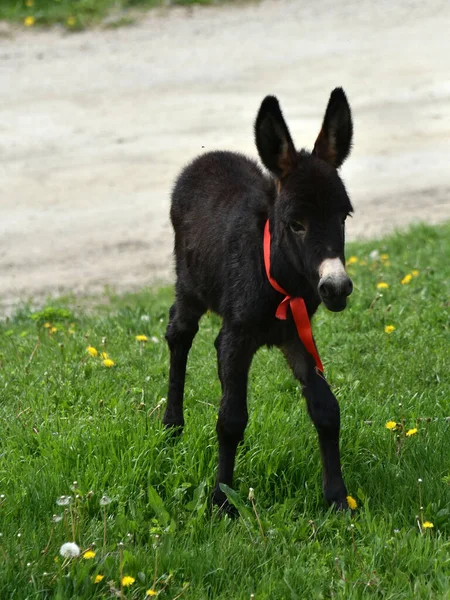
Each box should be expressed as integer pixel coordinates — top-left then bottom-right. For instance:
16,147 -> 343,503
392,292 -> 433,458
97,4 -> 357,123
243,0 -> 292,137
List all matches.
317,258 -> 353,312
318,274 -> 353,312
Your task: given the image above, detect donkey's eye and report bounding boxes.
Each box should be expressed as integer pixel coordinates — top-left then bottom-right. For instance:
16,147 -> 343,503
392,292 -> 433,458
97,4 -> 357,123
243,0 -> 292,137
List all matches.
290,221 -> 306,234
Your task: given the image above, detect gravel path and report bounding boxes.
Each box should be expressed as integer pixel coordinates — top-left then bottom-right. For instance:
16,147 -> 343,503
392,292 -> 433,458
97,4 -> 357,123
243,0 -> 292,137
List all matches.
0,0 -> 449,313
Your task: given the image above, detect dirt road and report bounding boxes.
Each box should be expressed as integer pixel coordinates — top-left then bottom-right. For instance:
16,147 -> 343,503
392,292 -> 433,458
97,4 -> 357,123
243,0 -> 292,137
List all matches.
1,0 -> 449,313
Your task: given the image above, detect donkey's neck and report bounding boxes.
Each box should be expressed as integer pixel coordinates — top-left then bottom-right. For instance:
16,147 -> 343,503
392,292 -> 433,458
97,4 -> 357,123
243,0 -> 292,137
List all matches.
267,218 -> 321,317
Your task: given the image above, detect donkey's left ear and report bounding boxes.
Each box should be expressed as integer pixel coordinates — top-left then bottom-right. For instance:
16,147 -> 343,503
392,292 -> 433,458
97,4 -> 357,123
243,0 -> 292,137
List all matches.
313,88 -> 353,168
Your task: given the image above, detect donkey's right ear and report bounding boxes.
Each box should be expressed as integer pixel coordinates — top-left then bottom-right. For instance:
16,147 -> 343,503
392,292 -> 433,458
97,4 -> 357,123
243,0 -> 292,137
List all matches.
255,96 -> 297,179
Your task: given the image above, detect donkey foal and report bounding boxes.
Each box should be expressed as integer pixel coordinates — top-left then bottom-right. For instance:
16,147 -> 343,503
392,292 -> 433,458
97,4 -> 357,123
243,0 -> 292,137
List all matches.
164,88 -> 354,512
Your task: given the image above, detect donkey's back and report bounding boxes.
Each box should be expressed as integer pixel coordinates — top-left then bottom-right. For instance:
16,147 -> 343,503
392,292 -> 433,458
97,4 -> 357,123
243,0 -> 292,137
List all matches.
170,150 -> 274,315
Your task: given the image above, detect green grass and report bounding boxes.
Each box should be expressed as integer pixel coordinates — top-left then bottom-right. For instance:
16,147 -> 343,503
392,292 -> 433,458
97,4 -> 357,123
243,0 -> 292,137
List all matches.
1,222 -> 450,599
0,0 -> 228,30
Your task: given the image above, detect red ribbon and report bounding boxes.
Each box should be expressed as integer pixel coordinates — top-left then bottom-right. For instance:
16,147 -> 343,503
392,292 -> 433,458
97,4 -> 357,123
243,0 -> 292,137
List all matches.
264,220 -> 324,373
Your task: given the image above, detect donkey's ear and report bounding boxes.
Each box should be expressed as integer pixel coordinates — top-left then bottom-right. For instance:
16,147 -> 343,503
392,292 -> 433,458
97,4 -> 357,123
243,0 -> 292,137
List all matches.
255,96 -> 297,178
313,88 -> 353,168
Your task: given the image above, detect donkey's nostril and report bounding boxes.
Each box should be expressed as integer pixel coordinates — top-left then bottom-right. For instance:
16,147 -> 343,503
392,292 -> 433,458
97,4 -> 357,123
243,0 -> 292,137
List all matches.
318,278 -> 333,299
345,278 -> 353,297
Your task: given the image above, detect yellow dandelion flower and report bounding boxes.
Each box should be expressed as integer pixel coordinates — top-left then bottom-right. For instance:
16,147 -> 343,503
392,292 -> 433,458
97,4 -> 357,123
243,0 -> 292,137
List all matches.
122,576 -> 135,587
347,495 -> 357,510
24,16 -> 35,27
146,590 -> 158,597
422,521 -> 434,529
101,352 -> 109,359
94,574 -> 104,583
406,428 -> 418,437
44,322 -> 52,328
347,256 -> 358,265
50,326 -> 58,334
83,550 -> 96,559
102,358 -> 115,367
25,0 -> 34,6
412,269 -> 419,277
87,346 -> 98,357
136,334 -> 148,342
380,253 -> 389,261
377,282 -> 389,290
67,16 -> 76,27
401,274 -> 412,285
384,325 -> 395,334
385,421 -> 397,430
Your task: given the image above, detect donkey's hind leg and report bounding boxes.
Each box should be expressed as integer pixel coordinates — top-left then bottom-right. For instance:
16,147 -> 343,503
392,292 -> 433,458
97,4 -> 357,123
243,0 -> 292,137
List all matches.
163,294 -> 205,433
281,338 -> 348,509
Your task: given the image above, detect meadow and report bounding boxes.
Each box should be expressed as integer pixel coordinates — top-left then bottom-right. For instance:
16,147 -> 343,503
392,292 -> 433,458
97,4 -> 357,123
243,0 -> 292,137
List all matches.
1,222 -> 449,599
0,0 -> 223,30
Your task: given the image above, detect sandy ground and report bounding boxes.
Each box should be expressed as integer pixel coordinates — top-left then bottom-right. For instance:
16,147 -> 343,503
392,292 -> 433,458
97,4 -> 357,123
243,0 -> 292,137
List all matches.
0,0 -> 449,314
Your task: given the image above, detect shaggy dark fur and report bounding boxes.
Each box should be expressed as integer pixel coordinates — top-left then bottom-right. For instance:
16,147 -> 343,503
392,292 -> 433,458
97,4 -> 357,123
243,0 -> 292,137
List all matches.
164,88 -> 354,511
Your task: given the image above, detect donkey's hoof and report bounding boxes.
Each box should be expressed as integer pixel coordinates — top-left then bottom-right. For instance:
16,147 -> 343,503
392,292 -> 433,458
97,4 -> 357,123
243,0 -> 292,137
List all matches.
212,489 -> 238,518
162,419 -> 184,439
330,496 -> 349,511
324,483 -> 348,510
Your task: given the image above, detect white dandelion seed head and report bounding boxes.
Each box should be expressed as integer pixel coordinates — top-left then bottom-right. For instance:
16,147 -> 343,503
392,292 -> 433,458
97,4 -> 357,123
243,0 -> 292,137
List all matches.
56,495 -> 72,506
369,249 -> 379,261
418,478 -> 422,483
248,487 -> 255,501
151,336 -> 159,344
140,315 -> 150,322
27,562 -> 31,567
394,529 -> 400,534
52,514 -> 63,523
59,542 -> 80,558
17,533 -> 21,538
99,494 -> 112,506
0,494 -> 5,499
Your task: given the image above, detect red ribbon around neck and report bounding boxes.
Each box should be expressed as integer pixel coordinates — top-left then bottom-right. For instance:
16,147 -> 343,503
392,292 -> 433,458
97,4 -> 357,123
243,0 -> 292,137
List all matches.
263,220 -> 324,373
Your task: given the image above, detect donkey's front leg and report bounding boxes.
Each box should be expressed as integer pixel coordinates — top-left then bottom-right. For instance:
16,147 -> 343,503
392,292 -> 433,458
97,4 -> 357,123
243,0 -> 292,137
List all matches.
303,371 -> 348,508
212,327 -> 256,513
282,340 -> 348,509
